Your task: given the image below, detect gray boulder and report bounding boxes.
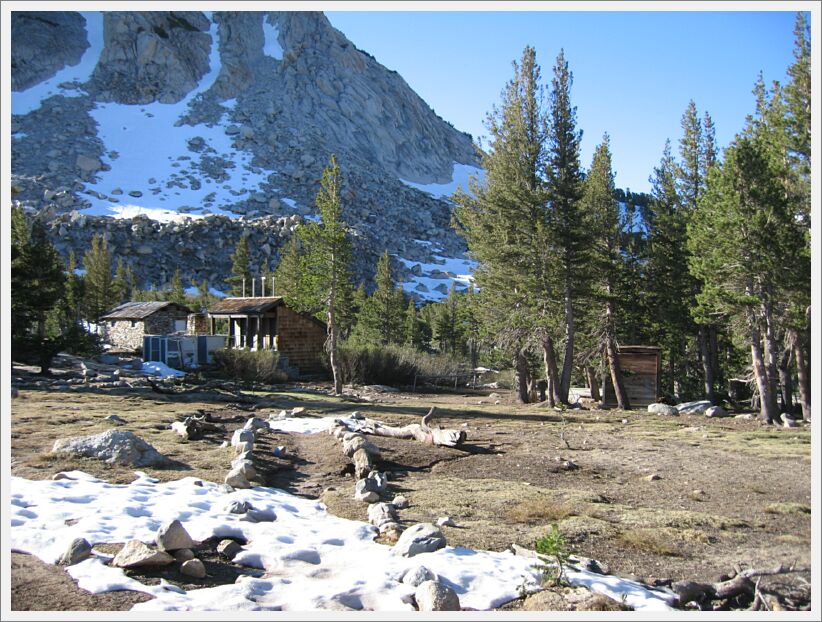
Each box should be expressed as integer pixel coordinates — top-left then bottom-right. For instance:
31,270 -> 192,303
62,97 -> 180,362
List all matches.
415,580 -> 461,611
217,539 -> 242,560
156,519 -> 195,552
402,565 -> 436,587
180,558 -> 206,579
231,428 -> 255,447
225,500 -> 252,514
225,466 -> 252,489
647,403 -> 678,416
112,540 -> 174,568
51,430 -> 170,467
58,537 -> 92,566
173,548 -> 195,563
393,523 -> 446,557
676,400 -> 713,415
705,405 -> 728,418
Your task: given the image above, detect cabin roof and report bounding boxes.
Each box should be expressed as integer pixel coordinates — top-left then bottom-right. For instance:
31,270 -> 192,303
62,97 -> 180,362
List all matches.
207,296 -> 284,316
101,301 -> 191,320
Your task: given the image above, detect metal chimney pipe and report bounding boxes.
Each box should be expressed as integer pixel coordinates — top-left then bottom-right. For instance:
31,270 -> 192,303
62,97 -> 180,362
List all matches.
252,277 -> 256,297
261,276 -> 265,297
242,277 -> 246,297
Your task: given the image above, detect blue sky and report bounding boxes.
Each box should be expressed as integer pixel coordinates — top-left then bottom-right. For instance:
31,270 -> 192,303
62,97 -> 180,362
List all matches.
326,10 -> 800,193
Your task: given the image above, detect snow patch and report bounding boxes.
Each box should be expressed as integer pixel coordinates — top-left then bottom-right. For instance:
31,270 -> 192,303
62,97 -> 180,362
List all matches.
396,254 -> 476,302
400,162 -> 484,200
262,19 -> 284,60
10,473 -> 675,612
11,12 -> 104,115
141,362 -> 186,378
78,18 -> 269,220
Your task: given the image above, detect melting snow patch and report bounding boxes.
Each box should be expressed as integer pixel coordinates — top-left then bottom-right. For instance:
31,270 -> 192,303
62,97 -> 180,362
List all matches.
400,162 -> 484,200
262,18 -> 284,60
9,473 -> 674,612
396,254 -> 476,302
11,12 -> 104,115
141,362 -> 186,378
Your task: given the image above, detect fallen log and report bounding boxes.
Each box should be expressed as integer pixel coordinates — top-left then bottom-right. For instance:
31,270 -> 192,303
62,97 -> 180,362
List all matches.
673,562 -> 810,607
356,408 -> 466,447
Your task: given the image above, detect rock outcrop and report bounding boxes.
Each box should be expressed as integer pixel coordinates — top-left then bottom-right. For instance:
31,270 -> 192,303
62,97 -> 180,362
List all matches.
11,11 -> 481,297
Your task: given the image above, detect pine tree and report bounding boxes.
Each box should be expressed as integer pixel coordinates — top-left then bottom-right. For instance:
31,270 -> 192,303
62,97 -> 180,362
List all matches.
10,208 -> 66,372
273,236 -> 305,308
404,298 -> 423,348
82,234 -> 116,323
359,250 -> 405,345
453,45 -> 550,403
113,259 -> 130,304
167,268 -> 187,306
545,48 -> 586,403
297,154 -> 354,395
646,140 -> 693,398
226,235 -> 252,296
583,135 -> 630,409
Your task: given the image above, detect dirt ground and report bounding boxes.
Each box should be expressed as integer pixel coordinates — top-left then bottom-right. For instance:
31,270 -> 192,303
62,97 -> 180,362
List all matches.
8,366 -> 813,612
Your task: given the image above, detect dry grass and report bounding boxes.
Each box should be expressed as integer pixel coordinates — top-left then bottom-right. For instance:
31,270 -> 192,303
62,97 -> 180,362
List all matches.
764,502 -> 811,515
506,499 -> 576,524
615,528 -> 682,557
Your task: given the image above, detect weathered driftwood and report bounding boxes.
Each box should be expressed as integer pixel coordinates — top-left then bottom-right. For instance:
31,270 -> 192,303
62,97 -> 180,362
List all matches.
356,408 -> 466,447
673,563 -> 809,607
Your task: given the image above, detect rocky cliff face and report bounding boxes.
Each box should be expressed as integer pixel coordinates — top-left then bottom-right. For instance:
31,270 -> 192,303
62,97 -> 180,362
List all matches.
11,11 -> 481,299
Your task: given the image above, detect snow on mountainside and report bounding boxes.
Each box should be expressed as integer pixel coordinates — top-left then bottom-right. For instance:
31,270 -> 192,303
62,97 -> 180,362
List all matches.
10,11 -> 483,301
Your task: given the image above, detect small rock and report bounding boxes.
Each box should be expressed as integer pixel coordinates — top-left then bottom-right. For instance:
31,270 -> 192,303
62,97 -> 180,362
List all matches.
112,540 -> 174,568
576,556 -> 610,575
621,418 -> 629,424
676,400 -> 712,415
402,565 -> 436,587
647,403 -> 678,416
58,538 -> 92,566
393,523 -> 446,557
782,416 -> 798,428
392,495 -> 409,509
225,466 -> 252,489
415,580 -> 460,611
735,414 -> 755,420
217,539 -> 242,560
225,500 -> 252,514
104,414 -> 126,425
355,490 -> 379,503
219,441 -> 229,448
52,472 -> 72,481
231,428 -> 255,447
705,406 -> 727,418
174,548 -> 195,563
291,407 -> 306,416
645,473 -> 661,481
244,508 -> 277,522
180,558 -> 206,579
436,516 -> 456,528
243,417 -> 269,431
156,519 -> 195,552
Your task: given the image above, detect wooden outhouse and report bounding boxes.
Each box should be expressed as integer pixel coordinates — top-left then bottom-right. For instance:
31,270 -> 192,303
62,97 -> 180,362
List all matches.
207,296 -> 327,375
601,345 -> 661,409
101,301 -> 192,352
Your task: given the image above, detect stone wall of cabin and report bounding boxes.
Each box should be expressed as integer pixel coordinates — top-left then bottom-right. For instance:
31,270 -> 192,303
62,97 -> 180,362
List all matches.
106,319 -> 145,352
187,313 -> 209,335
276,306 -> 327,375
144,309 -> 187,336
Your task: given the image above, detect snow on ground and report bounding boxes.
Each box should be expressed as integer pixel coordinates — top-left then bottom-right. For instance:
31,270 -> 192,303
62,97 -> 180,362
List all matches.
108,205 -> 204,224
11,12 -> 104,115
184,286 -> 227,298
262,18 -> 284,60
10,458 -> 675,611
395,253 -> 476,302
400,162 -> 484,200
141,361 -> 186,378
73,16 -> 270,222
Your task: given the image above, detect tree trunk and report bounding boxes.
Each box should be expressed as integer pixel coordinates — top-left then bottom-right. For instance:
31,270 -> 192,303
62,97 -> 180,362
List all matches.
541,335 -> 561,406
762,301 -> 781,418
585,365 -> 601,401
514,347 -> 529,404
777,346 -> 793,415
605,299 -> 630,410
559,269 -> 574,403
789,326 -> 811,421
699,325 -> 715,404
328,309 -> 342,396
746,287 -> 776,423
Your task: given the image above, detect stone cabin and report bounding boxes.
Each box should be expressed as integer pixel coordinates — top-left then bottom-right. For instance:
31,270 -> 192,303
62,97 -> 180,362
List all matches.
101,301 -> 192,352
601,345 -> 662,409
207,296 -> 327,376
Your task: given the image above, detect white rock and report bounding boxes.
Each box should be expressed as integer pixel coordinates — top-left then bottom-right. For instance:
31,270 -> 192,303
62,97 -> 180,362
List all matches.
225,466 -> 252,489
52,430 -> 170,467
705,405 -> 728,418
392,495 -> 409,509
112,540 -> 174,568
436,516 -> 456,528
58,538 -> 92,566
676,400 -> 713,415
647,403 -> 678,416
156,519 -> 195,552
415,580 -> 461,611
231,428 -> 255,446
174,548 -> 195,563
